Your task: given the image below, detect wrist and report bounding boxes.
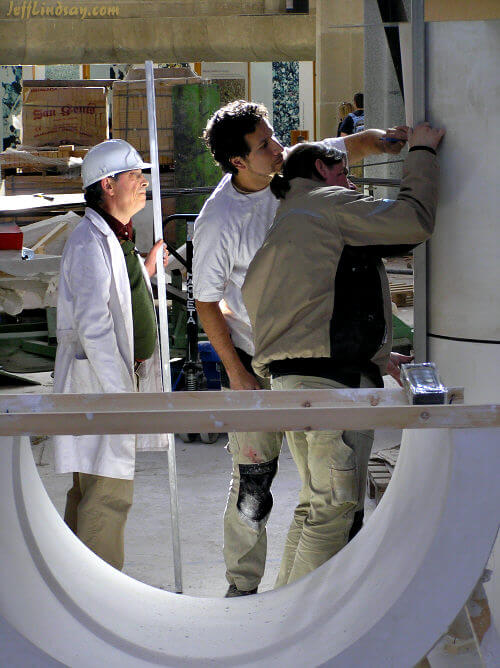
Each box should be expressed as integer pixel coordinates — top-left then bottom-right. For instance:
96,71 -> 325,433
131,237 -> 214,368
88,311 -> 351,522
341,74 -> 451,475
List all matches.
409,145 -> 436,155
225,361 -> 247,378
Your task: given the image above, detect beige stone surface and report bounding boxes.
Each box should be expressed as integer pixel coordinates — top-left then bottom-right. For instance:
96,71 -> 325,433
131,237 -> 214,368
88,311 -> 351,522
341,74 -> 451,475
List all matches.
0,2 -> 315,64
315,0 -> 364,139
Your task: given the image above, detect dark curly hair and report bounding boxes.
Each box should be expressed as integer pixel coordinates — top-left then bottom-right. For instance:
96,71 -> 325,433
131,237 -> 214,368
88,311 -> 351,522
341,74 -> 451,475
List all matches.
270,142 -> 345,199
203,100 -> 269,174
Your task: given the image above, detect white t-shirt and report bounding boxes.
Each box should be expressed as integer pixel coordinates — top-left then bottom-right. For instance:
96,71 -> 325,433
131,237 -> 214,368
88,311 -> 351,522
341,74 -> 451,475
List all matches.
193,137 -> 346,357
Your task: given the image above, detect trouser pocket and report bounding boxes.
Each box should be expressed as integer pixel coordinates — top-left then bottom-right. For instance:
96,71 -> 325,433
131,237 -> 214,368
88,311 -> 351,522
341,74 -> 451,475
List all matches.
330,466 -> 358,507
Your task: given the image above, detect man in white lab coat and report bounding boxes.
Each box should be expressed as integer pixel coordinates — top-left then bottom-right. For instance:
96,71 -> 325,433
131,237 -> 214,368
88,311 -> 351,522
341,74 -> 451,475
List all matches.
54,139 -> 168,570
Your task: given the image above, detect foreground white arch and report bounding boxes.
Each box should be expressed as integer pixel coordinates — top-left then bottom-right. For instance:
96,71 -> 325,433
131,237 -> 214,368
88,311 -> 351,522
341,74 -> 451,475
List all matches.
1,390 -> 499,666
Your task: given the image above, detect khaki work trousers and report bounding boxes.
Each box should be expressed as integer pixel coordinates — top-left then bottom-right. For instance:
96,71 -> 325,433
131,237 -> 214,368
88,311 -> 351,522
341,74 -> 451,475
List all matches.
223,376 -> 283,592
64,472 -> 134,571
271,374 -> 374,587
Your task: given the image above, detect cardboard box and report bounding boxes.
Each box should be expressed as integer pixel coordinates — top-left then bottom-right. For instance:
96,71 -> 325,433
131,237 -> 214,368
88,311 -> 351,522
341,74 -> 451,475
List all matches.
112,77 -> 200,166
22,86 -> 108,147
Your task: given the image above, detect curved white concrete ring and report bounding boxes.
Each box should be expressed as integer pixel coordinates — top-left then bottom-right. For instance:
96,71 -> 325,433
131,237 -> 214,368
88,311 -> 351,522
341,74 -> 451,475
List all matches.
1,428 -> 499,667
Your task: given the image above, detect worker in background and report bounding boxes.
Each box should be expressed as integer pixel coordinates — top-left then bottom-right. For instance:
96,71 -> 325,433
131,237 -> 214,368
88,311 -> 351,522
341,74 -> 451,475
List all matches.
242,122 -> 445,587
193,99 -> 409,597
339,92 -> 365,135
336,100 -> 354,137
53,139 -> 168,570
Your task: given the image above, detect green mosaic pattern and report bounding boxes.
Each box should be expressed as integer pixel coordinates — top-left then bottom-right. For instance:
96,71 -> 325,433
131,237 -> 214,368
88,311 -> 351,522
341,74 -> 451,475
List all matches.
172,82 -> 222,244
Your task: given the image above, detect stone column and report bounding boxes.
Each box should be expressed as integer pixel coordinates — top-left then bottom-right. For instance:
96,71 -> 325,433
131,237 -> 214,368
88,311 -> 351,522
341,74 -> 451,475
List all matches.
315,0 -> 364,139
363,0 -> 406,198
414,18 -> 500,648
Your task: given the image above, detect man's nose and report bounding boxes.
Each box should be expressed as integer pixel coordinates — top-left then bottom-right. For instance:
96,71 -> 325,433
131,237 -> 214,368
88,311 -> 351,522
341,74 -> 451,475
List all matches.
271,137 -> 284,154
142,178 -> 149,188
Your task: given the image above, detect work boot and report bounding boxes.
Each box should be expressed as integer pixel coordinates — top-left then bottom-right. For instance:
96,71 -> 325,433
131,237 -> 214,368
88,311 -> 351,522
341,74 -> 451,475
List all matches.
225,584 -> 258,598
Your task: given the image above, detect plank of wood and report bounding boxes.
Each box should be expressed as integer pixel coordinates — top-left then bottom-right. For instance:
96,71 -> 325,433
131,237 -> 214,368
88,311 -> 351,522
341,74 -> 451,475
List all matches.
0,389 -> 495,437
0,386 -> 466,411
22,79 -> 114,88
391,292 -> 414,307
3,175 -> 82,196
31,221 -> 68,254
367,472 -> 391,503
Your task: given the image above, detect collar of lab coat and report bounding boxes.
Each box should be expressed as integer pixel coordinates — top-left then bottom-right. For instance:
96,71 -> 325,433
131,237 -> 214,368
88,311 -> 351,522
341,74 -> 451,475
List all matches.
85,206 -> 114,236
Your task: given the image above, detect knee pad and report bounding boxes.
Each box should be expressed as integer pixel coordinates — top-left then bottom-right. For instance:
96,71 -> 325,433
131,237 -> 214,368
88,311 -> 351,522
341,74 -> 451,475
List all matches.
237,457 -> 278,530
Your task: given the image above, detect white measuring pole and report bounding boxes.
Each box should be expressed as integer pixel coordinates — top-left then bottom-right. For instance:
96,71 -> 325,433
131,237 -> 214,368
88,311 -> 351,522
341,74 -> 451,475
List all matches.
145,60 -> 182,593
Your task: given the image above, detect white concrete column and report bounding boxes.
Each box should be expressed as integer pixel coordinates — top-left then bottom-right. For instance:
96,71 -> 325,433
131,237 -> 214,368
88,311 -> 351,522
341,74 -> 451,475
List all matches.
422,18 -> 500,648
298,61 -> 315,140
423,20 -> 500,403
315,0 -> 364,138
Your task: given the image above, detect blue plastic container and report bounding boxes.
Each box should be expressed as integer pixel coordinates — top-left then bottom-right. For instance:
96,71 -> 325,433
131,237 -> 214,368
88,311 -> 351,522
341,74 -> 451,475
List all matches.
198,341 -> 221,390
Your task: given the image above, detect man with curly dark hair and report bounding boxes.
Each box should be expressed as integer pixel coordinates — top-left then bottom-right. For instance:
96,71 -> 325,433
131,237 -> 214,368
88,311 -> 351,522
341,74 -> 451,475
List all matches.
193,100 -> 408,597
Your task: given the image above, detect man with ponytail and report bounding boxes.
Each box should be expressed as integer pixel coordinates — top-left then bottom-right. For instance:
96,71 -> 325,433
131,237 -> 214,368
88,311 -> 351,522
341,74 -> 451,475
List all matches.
193,99 -> 409,597
242,122 -> 445,587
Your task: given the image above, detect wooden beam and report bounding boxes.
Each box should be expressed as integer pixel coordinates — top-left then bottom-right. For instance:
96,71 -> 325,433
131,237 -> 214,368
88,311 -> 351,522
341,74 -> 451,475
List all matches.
31,221 -> 68,254
1,386 -> 464,412
2,388 -> 497,438
22,79 -> 114,88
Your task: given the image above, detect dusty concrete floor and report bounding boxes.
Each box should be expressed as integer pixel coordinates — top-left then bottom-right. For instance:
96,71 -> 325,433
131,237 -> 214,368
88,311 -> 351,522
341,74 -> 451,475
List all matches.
35,433 -> 301,597
2,370 -> 483,666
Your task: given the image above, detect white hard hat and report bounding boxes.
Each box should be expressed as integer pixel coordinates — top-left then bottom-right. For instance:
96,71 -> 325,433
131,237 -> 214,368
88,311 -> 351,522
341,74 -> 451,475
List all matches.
81,139 -> 152,189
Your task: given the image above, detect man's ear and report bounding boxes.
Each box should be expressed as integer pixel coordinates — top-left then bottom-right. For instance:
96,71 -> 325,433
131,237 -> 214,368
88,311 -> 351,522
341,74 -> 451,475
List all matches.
230,155 -> 246,172
314,158 -> 328,180
101,176 -> 114,194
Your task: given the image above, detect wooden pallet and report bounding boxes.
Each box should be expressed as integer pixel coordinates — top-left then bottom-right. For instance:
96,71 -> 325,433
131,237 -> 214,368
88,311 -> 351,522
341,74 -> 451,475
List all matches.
0,146 -> 89,177
367,461 -> 393,505
389,278 -> 414,307
3,174 -> 82,196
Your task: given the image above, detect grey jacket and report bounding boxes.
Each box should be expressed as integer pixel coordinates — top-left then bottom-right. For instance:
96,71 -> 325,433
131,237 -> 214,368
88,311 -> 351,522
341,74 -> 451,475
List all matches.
242,149 -> 439,378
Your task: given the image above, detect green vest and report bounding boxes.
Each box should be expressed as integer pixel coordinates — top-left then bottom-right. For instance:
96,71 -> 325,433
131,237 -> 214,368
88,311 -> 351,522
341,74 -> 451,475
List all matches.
121,239 -> 157,361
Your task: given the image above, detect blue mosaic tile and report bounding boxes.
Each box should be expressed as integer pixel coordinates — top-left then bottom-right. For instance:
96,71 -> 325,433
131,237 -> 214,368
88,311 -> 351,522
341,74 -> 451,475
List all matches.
272,62 -> 299,147
1,66 -> 22,149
